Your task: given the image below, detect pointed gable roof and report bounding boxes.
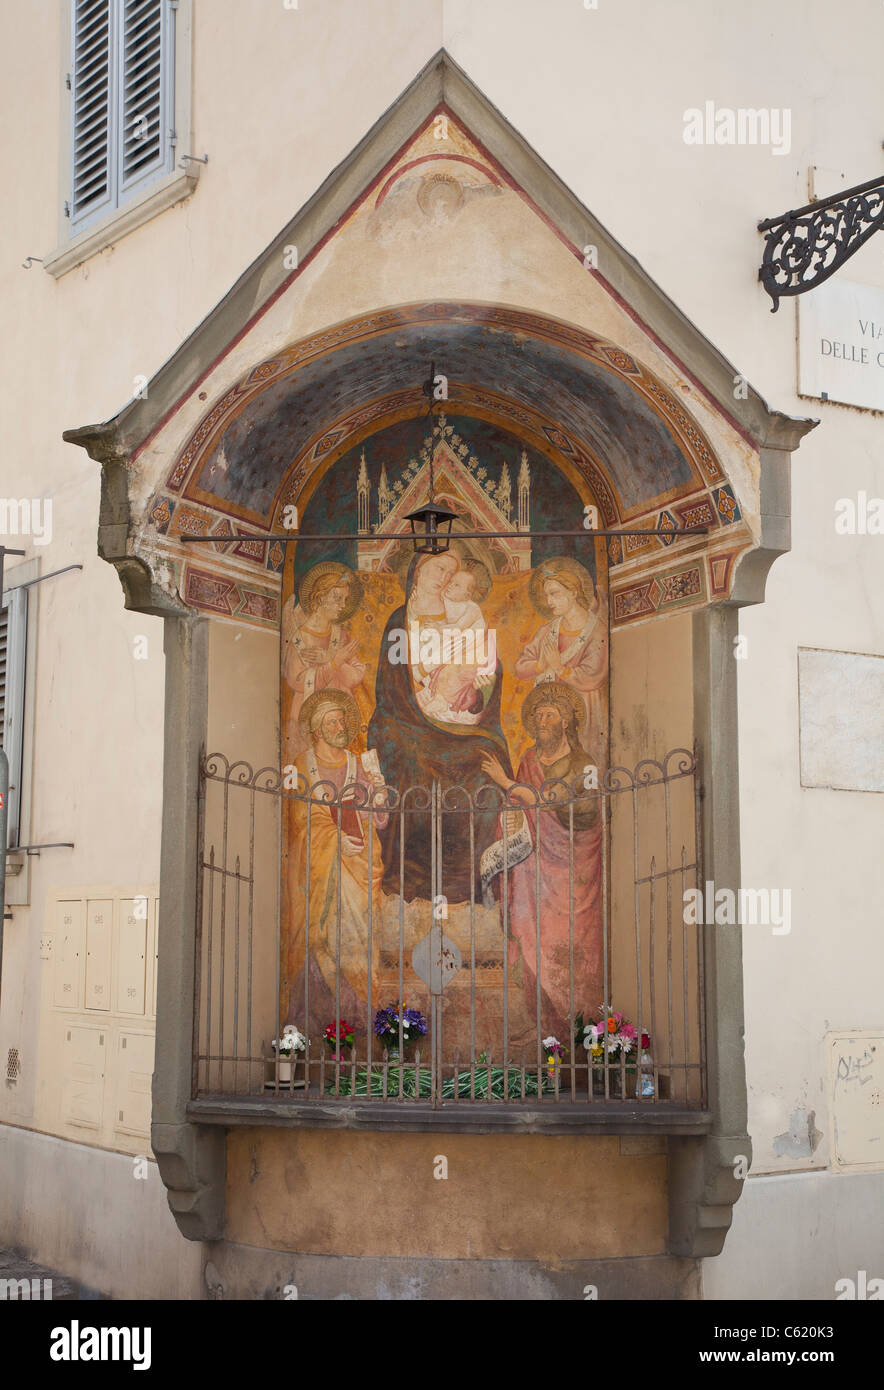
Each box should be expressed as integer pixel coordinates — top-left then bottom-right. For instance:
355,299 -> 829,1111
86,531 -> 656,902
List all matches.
62,48 -> 814,618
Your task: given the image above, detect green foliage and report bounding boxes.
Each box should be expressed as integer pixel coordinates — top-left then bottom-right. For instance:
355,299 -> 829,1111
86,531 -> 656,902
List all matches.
327,1062 -> 557,1100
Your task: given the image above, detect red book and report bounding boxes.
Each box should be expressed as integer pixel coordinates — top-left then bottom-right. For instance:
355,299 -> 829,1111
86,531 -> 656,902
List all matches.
330,803 -> 363,846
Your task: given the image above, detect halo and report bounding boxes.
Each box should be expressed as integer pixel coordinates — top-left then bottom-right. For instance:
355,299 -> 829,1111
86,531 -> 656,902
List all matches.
298,688 -> 361,744
528,557 -> 595,619
458,557 -> 493,603
417,172 -> 465,218
521,680 -> 585,739
297,561 -> 363,621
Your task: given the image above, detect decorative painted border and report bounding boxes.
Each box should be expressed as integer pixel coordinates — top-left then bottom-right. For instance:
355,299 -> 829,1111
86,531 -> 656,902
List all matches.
164,303 -> 726,514
612,561 -> 707,624
182,564 -> 280,628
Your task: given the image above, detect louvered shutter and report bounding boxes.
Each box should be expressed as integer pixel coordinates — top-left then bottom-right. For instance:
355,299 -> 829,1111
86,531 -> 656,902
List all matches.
120,0 -> 173,196
70,0 -> 174,233
1,588 -> 28,848
70,0 -> 115,229
0,606 -> 8,752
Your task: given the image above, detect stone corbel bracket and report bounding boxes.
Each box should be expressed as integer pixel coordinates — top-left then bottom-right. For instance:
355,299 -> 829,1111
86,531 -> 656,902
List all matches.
152,1121 -> 225,1243
62,420 -> 188,617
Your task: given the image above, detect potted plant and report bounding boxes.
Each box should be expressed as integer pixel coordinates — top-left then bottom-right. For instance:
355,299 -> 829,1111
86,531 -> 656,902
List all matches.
373,1001 -> 427,1061
575,1006 -> 653,1097
324,1018 -> 356,1062
271,1024 -> 306,1084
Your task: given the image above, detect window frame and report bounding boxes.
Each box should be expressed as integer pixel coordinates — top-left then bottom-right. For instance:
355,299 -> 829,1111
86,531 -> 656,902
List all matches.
44,0 -> 198,279
1,559 -> 39,911
2,585 -> 27,851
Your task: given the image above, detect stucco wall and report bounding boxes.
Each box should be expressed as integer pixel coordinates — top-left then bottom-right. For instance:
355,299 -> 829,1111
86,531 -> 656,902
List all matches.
225,1128 -> 668,1261
0,1123 -> 202,1301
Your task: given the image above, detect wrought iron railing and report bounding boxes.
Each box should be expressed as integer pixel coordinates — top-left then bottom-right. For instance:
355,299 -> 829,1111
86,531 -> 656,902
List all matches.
193,749 -> 705,1110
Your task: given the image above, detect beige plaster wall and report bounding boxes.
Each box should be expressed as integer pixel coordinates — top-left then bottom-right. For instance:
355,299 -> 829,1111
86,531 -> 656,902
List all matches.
443,0 -> 884,1193
200,623 -> 282,1092
225,1128 -> 668,1261
609,614 -> 699,1101
611,614 -> 694,767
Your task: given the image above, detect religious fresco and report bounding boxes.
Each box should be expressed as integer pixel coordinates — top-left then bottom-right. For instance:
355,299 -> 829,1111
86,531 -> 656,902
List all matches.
189,316 -> 699,519
155,303 -> 747,640
280,414 -> 609,1053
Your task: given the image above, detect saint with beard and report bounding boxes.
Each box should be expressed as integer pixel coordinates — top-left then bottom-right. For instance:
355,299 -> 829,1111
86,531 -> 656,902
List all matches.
480,682 -> 604,1042
282,688 -> 388,1032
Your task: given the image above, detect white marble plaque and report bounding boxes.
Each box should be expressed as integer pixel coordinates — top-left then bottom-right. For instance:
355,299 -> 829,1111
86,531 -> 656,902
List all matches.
828,1032 -> 884,1169
798,279 -> 884,411
798,647 -> 884,792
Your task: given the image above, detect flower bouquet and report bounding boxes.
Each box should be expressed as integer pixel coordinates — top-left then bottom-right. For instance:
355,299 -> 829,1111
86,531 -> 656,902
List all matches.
542,1035 -> 568,1084
271,1024 -> 306,1084
575,1006 -> 654,1097
373,1001 -> 427,1060
324,1018 -> 355,1062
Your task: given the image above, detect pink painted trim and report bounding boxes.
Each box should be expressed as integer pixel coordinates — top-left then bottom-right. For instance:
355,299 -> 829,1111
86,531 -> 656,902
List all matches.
133,102 -> 756,467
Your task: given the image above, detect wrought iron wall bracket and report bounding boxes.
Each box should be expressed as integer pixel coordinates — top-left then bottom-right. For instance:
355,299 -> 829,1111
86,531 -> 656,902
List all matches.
757,174 -> 884,312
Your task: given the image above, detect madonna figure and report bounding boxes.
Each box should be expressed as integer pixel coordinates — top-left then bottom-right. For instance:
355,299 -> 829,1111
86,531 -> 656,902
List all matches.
367,550 -> 513,903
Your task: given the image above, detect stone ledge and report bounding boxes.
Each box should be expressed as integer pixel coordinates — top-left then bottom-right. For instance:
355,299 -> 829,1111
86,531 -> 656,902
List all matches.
187,1096 -> 711,1136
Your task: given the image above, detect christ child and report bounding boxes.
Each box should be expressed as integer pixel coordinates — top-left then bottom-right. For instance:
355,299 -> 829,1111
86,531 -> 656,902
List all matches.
416,558 -> 494,723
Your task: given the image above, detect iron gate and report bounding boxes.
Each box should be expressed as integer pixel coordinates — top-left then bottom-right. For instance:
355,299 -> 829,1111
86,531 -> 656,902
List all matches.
193,748 -> 706,1109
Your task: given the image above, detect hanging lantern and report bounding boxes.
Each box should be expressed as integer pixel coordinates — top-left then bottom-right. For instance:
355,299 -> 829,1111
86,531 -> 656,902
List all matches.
403,499 -> 459,554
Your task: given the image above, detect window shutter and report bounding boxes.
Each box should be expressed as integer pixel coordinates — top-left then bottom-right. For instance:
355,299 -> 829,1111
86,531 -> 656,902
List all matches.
70,0 -> 175,233
1,587 -> 28,848
120,0 -> 173,195
71,0 -> 115,229
0,605 -> 8,750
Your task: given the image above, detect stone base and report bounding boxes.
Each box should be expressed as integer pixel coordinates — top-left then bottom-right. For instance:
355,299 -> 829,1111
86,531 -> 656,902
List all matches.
203,1242 -> 701,1300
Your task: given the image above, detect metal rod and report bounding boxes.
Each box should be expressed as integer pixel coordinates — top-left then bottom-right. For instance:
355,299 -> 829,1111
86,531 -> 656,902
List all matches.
757,172 -> 884,230
219,777 -> 229,1095
568,801 -> 575,1104
334,793 -> 343,1099
205,843 -> 215,1091
681,844 -> 690,1105
398,793 -> 406,1094
647,855 -> 657,1104
598,784 -> 610,1104
16,564 -> 83,589
437,784 -> 444,1104
191,752 -> 207,1098
366,788 -> 374,1078
631,783 -> 642,1105
501,784 -> 509,1105
534,795 -> 542,1099
664,773 -> 674,1100
302,793 -> 311,1099
247,785 -> 255,1095
634,860 -> 698,885
233,854 -> 241,1093
469,798 -> 476,1101
180,526 -> 709,544
6,842 -> 74,853
694,746 -> 707,1109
